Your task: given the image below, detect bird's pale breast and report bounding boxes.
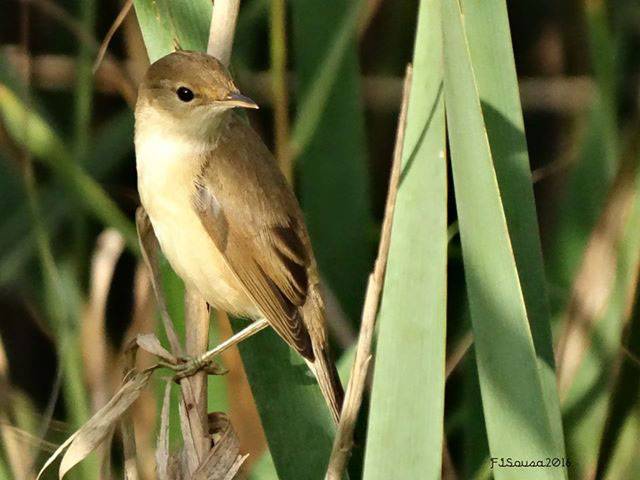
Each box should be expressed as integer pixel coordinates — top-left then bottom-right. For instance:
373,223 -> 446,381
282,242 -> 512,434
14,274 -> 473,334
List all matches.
135,130 -> 260,318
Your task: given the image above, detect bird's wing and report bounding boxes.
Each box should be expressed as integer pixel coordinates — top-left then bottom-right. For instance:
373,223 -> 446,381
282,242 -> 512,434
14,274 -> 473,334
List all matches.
191,114 -> 314,359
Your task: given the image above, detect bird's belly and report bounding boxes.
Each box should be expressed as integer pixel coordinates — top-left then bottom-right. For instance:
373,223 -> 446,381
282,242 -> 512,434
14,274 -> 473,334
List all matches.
158,212 -> 254,314
137,145 -> 259,318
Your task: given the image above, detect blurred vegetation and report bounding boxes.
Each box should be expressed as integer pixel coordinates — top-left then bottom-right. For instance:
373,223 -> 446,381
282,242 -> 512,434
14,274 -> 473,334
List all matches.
0,0 -> 639,479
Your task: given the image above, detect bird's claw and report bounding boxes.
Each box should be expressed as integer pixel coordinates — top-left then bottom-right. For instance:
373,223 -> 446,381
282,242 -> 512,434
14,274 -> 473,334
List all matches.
170,355 -> 227,380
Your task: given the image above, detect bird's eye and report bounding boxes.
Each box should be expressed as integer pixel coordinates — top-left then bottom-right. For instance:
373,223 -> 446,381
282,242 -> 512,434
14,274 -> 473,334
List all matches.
176,87 -> 194,102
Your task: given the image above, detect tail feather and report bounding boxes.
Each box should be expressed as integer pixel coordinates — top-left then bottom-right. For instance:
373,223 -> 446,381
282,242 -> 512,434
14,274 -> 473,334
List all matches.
302,283 -> 344,423
305,345 -> 344,424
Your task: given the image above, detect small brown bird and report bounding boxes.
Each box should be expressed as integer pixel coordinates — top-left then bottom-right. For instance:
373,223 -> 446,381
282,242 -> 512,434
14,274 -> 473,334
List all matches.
135,50 -> 344,422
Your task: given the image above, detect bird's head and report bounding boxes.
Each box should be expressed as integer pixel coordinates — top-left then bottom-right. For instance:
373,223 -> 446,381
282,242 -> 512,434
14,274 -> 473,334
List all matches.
135,51 -> 258,138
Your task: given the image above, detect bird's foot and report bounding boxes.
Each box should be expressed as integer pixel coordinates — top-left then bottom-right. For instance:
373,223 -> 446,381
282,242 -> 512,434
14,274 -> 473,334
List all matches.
163,318 -> 270,380
170,355 -> 227,380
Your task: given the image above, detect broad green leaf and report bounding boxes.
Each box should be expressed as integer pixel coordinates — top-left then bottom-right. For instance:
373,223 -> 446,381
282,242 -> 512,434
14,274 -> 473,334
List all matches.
133,0 -> 211,63
249,339 -> 354,480
248,453 -> 278,480
233,320 -> 335,480
442,0 -> 565,477
459,0 -> 565,455
363,0 -> 447,478
462,352 -> 490,479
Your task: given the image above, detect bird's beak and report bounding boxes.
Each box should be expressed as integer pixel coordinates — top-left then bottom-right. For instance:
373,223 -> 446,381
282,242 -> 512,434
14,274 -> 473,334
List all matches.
223,92 -> 259,109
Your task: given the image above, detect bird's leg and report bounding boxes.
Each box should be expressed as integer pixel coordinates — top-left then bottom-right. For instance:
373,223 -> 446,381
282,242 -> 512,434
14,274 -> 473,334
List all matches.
173,318 -> 270,379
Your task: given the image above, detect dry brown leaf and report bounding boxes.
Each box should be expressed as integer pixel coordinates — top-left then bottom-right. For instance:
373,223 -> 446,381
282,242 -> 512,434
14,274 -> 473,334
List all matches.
171,409 -> 247,479
0,336 -> 37,480
35,370 -> 153,479
98,428 -> 115,480
192,413 -> 246,480
82,229 -> 125,413
121,410 -> 139,480
156,382 -> 172,480
1,414 -> 35,480
93,0 -> 134,74
123,263 -> 160,480
35,430 -> 80,480
136,333 -> 177,364
58,370 -> 152,478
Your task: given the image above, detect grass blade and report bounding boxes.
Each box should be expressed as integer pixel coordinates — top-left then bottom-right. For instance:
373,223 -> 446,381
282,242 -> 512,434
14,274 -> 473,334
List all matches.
459,0 -> 565,454
133,0 -> 211,63
461,353 -> 490,479
363,0 -> 447,477
442,0 -> 565,476
232,321 -> 335,480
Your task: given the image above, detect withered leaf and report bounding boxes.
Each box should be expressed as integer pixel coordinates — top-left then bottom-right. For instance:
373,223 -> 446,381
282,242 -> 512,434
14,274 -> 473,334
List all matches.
35,370 -> 153,479
156,381 -> 172,480
193,412 -> 246,480
59,370 -> 152,478
136,333 -> 177,364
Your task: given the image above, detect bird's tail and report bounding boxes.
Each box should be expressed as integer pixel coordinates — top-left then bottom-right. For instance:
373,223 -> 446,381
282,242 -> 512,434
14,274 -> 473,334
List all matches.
307,343 -> 344,424
303,287 -> 344,424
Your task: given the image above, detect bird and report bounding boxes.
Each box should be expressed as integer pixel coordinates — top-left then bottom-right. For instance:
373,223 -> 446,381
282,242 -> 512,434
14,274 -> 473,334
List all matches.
134,50 -> 344,423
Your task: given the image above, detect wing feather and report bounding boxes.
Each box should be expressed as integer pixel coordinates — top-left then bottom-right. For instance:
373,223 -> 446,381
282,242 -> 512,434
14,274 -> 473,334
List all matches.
190,115 -> 315,359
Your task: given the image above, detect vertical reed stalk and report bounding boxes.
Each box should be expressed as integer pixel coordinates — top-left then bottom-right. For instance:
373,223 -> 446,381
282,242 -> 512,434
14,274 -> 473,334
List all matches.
269,0 -> 291,181
183,289 -> 210,454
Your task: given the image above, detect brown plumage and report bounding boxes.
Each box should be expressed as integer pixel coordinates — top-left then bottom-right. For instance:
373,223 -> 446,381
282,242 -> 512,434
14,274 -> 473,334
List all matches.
135,51 -> 344,422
